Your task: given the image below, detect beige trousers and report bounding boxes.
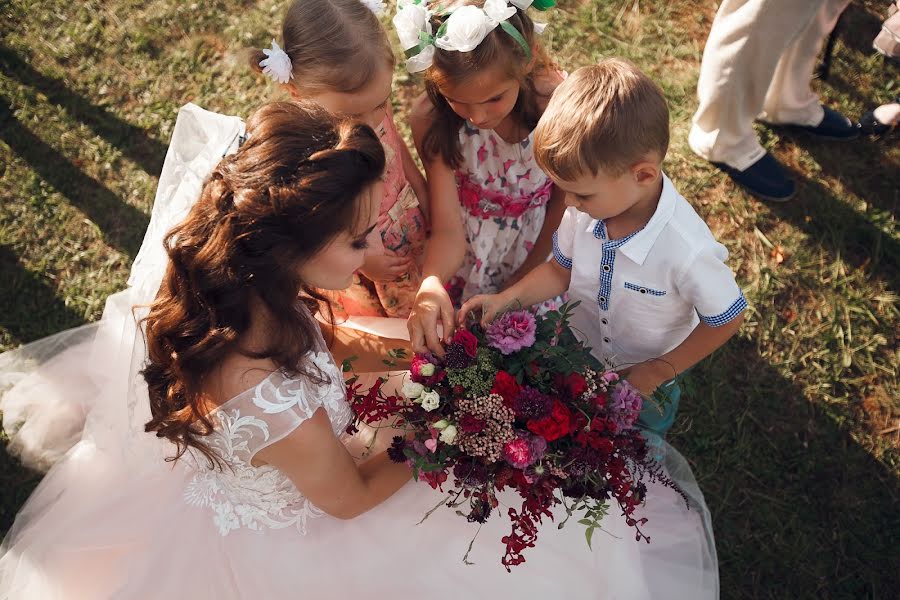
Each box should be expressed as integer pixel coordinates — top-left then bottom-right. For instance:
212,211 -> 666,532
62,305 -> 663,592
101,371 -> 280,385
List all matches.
688,0 -> 850,170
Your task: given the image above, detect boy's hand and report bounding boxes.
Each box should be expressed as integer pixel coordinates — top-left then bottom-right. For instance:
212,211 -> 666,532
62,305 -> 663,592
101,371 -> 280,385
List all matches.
458,292 -> 513,328
360,251 -> 415,283
621,360 -> 675,398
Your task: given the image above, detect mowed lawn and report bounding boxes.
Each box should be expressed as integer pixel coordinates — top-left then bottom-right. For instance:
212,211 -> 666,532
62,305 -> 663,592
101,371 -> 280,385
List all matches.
0,1 -> 897,597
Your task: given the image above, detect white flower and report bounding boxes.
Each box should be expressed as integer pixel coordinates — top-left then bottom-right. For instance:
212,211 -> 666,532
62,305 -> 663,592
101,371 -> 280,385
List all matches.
359,0 -> 385,16
432,419 -> 450,429
259,39 -> 293,84
402,381 -> 425,400
393,2 -> 431,51
533,21 -> 547,35
419,363 -> 436,377
420,390 -> 441,411
435,5 -> 499,53
439,424 -> 458,444
483,0 -> 517,24
405,44 -> 434,73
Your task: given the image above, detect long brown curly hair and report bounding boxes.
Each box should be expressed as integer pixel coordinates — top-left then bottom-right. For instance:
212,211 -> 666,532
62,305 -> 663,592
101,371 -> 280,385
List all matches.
422,1 -> 557,168
142,102 -> 385,466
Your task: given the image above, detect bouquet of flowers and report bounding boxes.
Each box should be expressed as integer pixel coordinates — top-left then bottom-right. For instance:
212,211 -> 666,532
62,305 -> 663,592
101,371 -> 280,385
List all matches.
346,303 -> 684,570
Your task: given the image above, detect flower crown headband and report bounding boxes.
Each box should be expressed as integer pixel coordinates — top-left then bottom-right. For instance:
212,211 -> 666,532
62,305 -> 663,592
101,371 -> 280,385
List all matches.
394,0 -> 555,73
259,0 -> 387,84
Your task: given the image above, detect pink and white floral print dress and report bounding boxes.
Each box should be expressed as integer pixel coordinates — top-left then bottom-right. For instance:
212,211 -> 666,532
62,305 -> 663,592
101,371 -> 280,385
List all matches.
447,120 -> 553,305
331,110 -> 427,318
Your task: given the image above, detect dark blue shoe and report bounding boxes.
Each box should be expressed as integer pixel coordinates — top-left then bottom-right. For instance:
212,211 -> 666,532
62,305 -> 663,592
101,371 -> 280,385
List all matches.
711,152 -> 796,202
788,105 -> 859,140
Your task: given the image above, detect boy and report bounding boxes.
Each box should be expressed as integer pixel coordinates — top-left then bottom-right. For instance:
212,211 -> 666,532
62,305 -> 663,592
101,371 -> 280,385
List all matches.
459,59 -> 746,445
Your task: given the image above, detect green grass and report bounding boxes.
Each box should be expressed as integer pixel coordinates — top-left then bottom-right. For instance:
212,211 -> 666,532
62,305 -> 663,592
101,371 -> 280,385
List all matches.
1,0 -> 898,597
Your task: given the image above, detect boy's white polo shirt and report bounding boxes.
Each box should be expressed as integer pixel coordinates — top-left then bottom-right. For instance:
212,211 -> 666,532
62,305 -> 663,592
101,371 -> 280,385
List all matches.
552,174 -> 746,369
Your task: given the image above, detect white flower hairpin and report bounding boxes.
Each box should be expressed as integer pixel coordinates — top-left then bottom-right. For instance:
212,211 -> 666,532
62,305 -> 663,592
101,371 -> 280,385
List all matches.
394,0 -> 555,73
259,40 -> 293,84
359,0 -> 386,15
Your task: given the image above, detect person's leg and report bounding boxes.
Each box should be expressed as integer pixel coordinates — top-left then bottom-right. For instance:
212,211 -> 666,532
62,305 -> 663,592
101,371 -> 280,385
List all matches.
760,0 -> 855,138
638,375 -> 682,461
689,0 -> 825,170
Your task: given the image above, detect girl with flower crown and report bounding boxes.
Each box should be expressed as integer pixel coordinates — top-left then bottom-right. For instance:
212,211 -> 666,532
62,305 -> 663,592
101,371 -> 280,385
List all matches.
400,0 -> 566,354
254,0 -> 429,320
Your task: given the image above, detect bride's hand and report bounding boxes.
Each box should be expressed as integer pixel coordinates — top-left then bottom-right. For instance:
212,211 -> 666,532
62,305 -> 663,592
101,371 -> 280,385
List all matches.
407,275 -> 455,357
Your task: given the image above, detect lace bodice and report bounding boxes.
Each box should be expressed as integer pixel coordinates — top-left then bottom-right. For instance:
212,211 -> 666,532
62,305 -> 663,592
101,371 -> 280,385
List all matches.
183,350 -> 352,536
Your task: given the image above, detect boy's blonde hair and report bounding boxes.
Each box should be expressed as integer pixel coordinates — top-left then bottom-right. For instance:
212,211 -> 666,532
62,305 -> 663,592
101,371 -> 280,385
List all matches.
534,59 -> 669,179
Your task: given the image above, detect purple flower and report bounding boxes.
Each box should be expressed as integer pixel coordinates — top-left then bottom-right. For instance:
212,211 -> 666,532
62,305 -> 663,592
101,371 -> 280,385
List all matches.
485,310 -> 537,355
609,381 -> 643,430
502,431 -> 548,469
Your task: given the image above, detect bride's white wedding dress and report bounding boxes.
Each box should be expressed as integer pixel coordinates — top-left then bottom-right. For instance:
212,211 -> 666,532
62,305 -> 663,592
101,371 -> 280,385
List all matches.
0,104 -> 719,599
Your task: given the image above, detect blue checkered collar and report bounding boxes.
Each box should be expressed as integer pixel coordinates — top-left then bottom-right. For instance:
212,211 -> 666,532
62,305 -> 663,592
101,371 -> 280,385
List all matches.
585,173 -> 677,266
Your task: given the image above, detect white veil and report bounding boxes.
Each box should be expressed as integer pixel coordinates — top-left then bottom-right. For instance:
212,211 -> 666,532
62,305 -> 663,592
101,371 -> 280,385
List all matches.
0,103 -> 244,472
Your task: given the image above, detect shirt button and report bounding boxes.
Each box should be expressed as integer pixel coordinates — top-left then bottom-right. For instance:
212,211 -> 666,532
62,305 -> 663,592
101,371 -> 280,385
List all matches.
603,337 -> 611,343
599,296 -> 606,303
601,318 -> 609,325
639,288 -> 647,294
602,265 -> 611,272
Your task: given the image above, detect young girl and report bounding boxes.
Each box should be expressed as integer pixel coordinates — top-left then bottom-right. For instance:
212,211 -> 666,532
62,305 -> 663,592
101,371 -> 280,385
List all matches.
254,0 -> 429,319
0,102 -> 717,599
400,0 -> 567,354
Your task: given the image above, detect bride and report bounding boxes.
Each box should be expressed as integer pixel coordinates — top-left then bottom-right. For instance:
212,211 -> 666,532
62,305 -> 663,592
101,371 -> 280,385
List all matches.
0,101 -> 718,598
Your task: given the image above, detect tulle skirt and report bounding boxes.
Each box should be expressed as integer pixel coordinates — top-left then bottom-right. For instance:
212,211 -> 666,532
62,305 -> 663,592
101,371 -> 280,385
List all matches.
1,319 -> 718,599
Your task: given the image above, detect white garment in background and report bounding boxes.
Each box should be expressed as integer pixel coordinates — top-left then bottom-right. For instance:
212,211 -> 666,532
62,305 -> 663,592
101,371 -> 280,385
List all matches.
689,0 -> 851,170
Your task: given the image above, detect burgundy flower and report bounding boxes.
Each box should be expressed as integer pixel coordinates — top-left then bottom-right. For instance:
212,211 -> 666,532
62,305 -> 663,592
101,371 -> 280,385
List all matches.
459,413 -> 487,433
490,370 -> 521,407
526,399 -> 573,442
513,387 -> 552,420
453,328 -> 479,358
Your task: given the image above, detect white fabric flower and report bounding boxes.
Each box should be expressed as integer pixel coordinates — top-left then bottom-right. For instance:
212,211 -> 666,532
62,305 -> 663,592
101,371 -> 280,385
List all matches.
508,0 -> 534,9
419,390 -> 441,411
483,0 -> 517,24
435,5 -> 499,53
259,40 -> 293,84
405,44 -> 434,73
402,381 -> 425,400
393,2 -> 432,51
359,0 -> 386,16
439,424 -> 458,444
533,21 -> 547,34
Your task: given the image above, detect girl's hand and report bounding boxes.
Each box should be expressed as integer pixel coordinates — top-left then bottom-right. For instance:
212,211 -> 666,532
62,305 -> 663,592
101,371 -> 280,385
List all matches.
360,251 -> 415,283
458,292 -> 512,328
407,275 -> 455,356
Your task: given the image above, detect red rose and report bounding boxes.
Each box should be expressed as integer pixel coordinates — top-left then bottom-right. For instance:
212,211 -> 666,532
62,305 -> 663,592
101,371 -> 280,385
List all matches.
491,370 -> 521,407
563,372 -> 587,398
527,399 -> 573,442
453,328 -> 479,358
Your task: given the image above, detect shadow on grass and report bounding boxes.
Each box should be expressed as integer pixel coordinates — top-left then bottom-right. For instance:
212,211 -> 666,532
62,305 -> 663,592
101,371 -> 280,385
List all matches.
0,245 -> 86,345
0,438 -> 41,538
0,45 -> 167,176
760,158 -> 899,290
675,337 -> 899,599
0,95 -> 149,259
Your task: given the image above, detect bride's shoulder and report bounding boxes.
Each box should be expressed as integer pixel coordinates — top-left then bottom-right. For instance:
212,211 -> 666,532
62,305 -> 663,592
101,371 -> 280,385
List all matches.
201,355 -> 281,412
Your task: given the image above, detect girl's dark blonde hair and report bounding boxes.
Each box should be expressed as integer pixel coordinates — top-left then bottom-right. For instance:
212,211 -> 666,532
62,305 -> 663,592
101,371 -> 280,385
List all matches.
251,0 -> 395,94
422,0 -> 556,168
142,102 -> 385,467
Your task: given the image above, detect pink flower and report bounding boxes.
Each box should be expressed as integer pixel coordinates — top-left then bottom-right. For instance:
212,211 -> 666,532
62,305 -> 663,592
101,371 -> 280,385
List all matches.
609,381 -> 643,430
410,354 -> 444,386
502,432 -> 547,469
424,439 -> 438,453
486,310 -> 536,355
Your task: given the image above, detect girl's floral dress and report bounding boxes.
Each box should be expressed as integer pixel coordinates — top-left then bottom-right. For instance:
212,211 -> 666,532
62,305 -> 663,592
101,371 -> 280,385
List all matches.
331,110 -> 427,318
447,121 -> 554,306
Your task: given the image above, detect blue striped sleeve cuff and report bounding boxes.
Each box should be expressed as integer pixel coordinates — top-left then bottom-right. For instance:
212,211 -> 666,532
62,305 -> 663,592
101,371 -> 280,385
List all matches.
699,293 -> 747,327
552,231 -> 573,270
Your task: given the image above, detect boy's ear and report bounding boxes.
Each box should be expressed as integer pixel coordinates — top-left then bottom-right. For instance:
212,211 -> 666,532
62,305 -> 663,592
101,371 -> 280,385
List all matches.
631,159 -> 660,185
